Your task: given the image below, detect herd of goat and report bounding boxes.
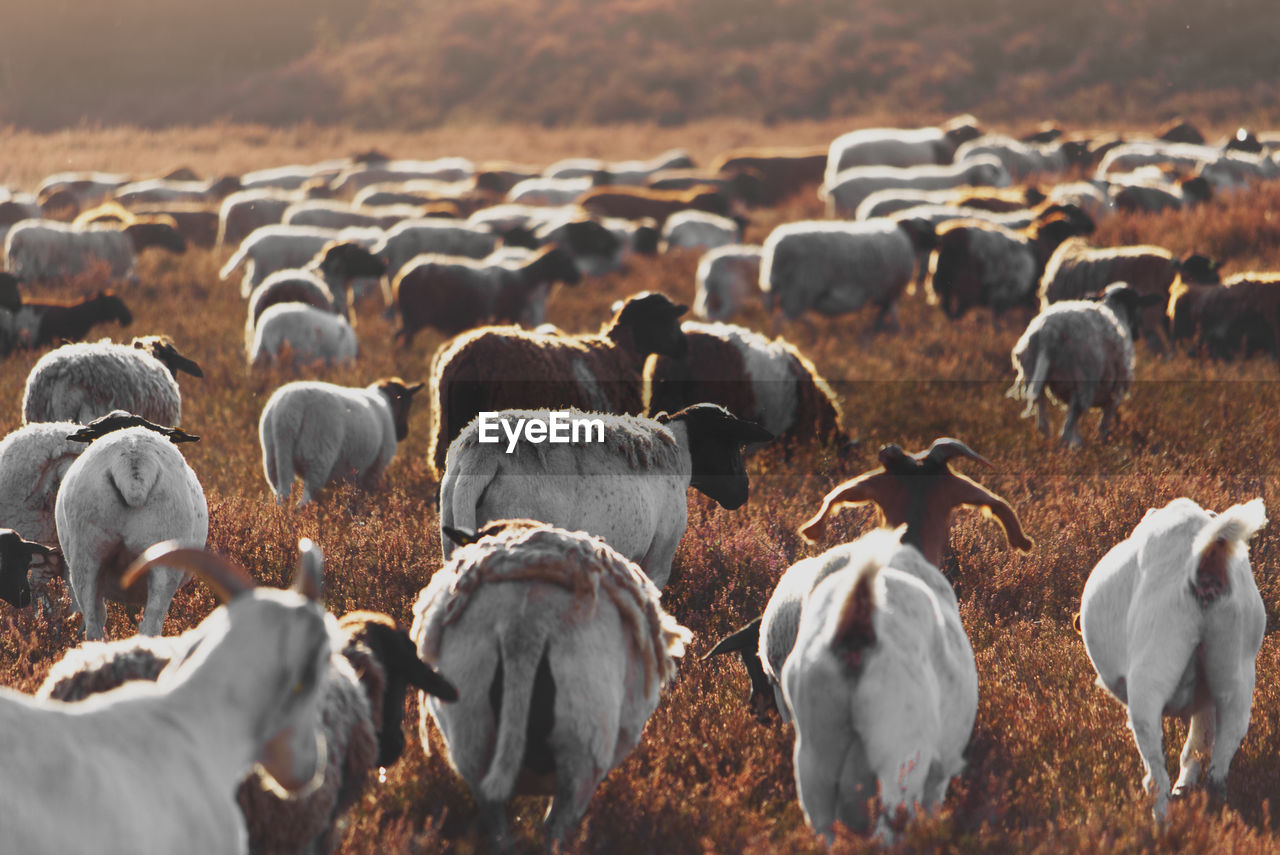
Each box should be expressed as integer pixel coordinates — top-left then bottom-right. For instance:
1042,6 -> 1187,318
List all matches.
0,112 -> 1277,852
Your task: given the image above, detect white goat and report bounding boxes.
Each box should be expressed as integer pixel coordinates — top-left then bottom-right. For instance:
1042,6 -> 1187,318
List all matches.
759,218 -> 933,331
1008,282 -> 1161,447
438,404 -> 772,588
412,519 -> 691,849
22,335 -> 203,427
113,176 -> 241,207
782,528 -> 977,841
660,210 -> 742,252
824,121 -> 981,185
953,134 -> 1087,180
506,176 -> 596,207
372,219 -> 501,278
693,244 -> 763,322
258,378 -> 424,505
244,269 -> 335,354
328,158 -> 475,196
38,549 -> 458,855
55,414 -> 208,640
0,421 -> 86,611
221,225 -> 382,297
218,189 -> 307,249
248,303 -> 358,368
822,155 -> 1010,219
1079,497 -> 1267,820
36,171 -> 131,207
1,541 -> 332,855
6,219 -> 186,284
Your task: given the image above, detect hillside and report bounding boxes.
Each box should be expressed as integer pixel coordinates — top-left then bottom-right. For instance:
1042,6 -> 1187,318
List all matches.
3,0 -> 1279,130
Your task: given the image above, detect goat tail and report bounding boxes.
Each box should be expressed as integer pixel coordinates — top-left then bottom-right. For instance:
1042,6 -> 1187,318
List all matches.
478,629 -> 553,802
108,450 -> 162,508
1190,498 -> 1267,605
830,528 -> 901,667
262,425 -> 294,505
1008,338 -> 1049,419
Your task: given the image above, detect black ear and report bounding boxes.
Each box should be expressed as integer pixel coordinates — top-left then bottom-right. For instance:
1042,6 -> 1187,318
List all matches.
442,526 -> 479,548
163,426 -> 201,443
702,617 -> 762,661
399,632 -> 459,701
733,418 -> 774,445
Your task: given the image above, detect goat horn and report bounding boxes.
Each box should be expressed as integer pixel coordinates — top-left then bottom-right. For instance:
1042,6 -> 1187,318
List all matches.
921,438 -> 993,469
122,541 -> 255,603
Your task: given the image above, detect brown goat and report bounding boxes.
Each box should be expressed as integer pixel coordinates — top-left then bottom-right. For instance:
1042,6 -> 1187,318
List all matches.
426,292 -> 688,477
576,185 -> 731,227
16,291 -> 134,348
946,184 -> 1047,213
797,438 -> 1033,566
643,321 -> 850,451
394,245 -> 579,345
130,205 -> 221,248
645,168 -> 767,207
1168,272 -> 1280,360
1039,238 -> 1221,351
708,145 -> 829,205
928,210 -> 1090,319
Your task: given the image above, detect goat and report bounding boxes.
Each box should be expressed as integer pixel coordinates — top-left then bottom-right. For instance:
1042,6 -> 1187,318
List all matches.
1079,498 -> 1267,819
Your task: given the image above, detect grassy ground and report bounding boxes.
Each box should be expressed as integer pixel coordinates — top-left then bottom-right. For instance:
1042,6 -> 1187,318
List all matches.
1,122 -> 1279,853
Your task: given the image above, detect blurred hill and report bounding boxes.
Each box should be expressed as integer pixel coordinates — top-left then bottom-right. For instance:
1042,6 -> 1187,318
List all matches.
2,0 -> 1278,130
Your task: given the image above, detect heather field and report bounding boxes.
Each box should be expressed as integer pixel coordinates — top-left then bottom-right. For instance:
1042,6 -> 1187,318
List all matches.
2,122 -> 1280,854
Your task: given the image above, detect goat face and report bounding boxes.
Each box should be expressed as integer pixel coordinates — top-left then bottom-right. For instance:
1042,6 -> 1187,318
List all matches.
343,614 -> 459,767
319,242 -> 387,281
137,337 -> 204,379
532,246 -> 582,287
126,222 -> 187,255
615,292 -> 689,358
0,530 -> 52,608
667,403 -> 773,509
242,592 -> 332,796
375,378 -> 425,442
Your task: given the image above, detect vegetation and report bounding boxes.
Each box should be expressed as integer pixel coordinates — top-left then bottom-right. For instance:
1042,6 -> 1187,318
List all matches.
1,120 -> 1279,853
3,0 -> 1280,130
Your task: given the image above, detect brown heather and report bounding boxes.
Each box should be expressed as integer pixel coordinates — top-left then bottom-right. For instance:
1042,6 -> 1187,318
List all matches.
1,124 -> 1279,854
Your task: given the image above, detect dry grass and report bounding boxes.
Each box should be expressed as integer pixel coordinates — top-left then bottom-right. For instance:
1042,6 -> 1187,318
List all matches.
2,123 -> 1280,854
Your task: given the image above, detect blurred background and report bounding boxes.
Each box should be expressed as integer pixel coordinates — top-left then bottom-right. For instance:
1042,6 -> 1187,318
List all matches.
2,0 -> 1278,131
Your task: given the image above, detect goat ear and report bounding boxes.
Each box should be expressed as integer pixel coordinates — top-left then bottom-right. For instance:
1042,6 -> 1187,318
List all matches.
702,617 -> 762,661
400,633 -> 459,700
21,539 -> 54,557
442,526 -> 479,548
292,538 -> 324,602
732,419 -> 774,444
163,426 -> 201,443
170,351 -> 205,379
406,382 -> 426,396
